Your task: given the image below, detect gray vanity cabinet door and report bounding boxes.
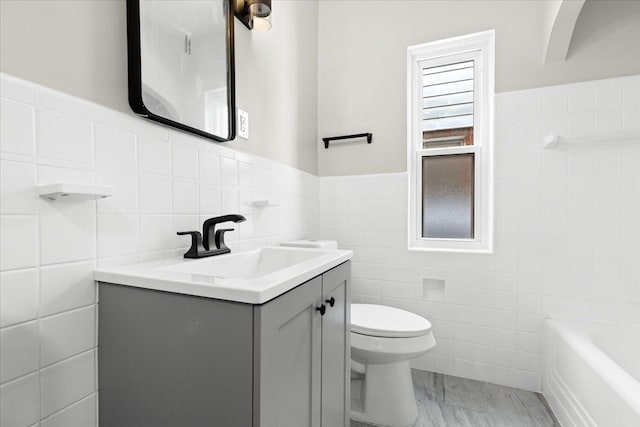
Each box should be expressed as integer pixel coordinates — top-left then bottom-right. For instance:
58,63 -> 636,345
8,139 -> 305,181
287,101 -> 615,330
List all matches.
254,276 -> 323,427
321,262 -> 351,427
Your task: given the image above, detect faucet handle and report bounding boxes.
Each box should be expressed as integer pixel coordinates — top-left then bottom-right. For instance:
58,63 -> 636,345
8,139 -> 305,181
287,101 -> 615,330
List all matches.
202,214 -> 246,251
177,231 -> 206,259
214,228 -> 235,253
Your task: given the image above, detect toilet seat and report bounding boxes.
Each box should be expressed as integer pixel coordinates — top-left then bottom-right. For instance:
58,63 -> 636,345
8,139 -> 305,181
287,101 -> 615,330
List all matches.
351,304 -> 432,338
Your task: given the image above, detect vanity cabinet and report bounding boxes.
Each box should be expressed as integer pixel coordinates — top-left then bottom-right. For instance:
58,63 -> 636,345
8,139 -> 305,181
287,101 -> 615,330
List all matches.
98,261 -> 350,427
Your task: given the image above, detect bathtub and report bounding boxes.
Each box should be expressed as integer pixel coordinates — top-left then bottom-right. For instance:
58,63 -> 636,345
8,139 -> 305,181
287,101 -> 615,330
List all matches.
544,319 -> 640,427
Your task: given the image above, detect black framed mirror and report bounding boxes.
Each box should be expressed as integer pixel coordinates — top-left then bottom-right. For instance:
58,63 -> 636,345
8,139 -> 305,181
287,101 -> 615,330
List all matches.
126,0 -> 236,142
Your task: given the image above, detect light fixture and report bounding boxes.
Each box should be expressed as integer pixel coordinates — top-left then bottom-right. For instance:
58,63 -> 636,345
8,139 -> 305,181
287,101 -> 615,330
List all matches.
234,0 -> 272,31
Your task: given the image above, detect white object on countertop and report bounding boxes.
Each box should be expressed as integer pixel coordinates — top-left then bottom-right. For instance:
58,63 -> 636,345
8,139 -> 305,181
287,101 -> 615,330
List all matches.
251,200 -> 279,208
94,246 -> 352,304
37,183 -> 114,201
280,240 -> 338,250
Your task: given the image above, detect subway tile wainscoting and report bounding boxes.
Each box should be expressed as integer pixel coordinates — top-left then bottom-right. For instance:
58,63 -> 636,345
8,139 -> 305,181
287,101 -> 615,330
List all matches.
320,74 -> 640,393
0,73 -> 320,427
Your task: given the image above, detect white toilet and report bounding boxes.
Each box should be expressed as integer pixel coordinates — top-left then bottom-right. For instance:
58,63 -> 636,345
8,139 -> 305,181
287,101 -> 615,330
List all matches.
350,304 -> 436,427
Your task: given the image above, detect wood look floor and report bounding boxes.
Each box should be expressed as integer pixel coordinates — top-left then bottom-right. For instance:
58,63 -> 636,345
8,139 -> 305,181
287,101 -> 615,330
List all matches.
351,370 -> 559,427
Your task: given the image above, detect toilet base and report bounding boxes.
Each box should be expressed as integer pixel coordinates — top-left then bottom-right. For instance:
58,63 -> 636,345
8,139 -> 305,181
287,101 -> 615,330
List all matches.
350,360 -> 418,427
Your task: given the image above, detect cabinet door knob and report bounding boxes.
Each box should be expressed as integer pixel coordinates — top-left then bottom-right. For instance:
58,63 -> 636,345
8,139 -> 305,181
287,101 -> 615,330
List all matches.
316,304 -> 326,315
325,297 -> 335,307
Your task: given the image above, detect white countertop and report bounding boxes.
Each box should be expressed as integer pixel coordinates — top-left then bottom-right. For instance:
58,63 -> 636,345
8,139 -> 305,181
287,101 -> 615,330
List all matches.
94,246 -> 352,304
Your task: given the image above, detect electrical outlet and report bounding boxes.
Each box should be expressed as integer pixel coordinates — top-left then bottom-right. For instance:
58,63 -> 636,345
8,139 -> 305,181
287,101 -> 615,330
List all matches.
238,109 -> 249,139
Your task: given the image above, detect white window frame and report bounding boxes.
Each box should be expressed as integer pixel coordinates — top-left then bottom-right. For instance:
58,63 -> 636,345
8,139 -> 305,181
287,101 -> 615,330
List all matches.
407,31 -> 494,253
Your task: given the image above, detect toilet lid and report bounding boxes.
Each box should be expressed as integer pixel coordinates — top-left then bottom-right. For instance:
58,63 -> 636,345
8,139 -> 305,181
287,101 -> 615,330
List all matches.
350,304 -> 432,338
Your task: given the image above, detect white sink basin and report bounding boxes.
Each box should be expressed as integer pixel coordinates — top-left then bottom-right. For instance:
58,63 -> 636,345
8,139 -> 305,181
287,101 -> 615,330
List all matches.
159,247 -> 331,279
94,246 -> 352,304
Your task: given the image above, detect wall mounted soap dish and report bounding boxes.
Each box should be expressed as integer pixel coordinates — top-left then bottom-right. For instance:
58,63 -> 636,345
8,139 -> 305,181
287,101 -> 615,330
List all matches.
543,130 -> 640,148
37,183 -> 114,201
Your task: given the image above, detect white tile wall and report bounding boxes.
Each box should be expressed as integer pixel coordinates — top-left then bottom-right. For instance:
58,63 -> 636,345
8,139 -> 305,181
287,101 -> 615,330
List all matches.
39,306 -> 95,367
319,74 -> 640,392
40,350 -> 96,419
1,161 -> 37,214
0,99 -> 35,156
39,261 -> 95,317
0,269 -> 38,327
37,109 -> 94,164
0,73 -> 319,426
0,216 -> 38,271
94,125 -> 137,171
0,321 -> 39,383
40,394 -> 96,427
0,372 -> 40,427
137,136 -> 171,175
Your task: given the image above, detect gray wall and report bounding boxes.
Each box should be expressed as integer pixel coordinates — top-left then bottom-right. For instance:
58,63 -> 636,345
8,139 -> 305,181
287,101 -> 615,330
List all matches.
0,1 -> 128,112
2,0 -> 638,177
317,0 -> 640,176
0,0 -> 319,174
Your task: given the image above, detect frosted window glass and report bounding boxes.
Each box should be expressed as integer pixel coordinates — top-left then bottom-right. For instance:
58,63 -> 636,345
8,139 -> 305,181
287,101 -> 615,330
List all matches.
422,154 -> 474,239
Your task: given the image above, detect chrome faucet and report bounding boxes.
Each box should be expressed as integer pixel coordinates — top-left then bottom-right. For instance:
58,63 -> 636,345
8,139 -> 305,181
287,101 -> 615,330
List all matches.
177,214 -> 246,259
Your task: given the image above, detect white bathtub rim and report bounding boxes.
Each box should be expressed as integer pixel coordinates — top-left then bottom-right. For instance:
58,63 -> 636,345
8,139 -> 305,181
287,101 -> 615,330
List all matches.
545,318 -> 640,417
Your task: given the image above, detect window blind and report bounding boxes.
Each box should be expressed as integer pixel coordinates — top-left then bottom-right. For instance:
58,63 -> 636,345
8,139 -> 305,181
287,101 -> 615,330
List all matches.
422,60 -> 474,132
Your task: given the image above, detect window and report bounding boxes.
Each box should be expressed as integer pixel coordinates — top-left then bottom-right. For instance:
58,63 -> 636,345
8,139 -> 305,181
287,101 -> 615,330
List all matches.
407,31 -> 494,252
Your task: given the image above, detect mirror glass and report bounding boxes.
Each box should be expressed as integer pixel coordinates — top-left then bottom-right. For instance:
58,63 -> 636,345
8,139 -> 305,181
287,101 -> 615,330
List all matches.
127,0 -> 235,141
